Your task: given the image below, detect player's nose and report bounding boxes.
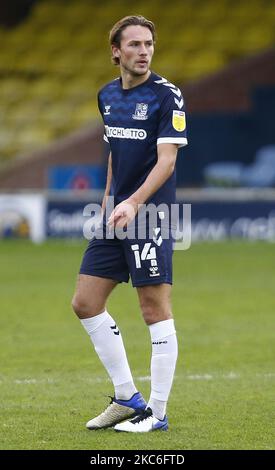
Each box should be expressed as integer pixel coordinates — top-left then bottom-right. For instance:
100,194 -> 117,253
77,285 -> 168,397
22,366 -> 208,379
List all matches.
139,44 -> 148,55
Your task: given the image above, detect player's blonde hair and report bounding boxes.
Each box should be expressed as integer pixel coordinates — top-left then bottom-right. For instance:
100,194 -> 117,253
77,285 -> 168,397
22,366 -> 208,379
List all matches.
109,15 -> 156,65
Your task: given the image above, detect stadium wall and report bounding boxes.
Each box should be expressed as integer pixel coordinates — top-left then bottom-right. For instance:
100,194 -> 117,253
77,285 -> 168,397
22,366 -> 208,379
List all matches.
0,125 -> 107,190
1,189 -> 275,243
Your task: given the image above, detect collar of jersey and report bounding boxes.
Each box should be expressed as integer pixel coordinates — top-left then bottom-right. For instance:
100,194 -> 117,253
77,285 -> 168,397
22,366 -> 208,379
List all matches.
119,71 -> 154,93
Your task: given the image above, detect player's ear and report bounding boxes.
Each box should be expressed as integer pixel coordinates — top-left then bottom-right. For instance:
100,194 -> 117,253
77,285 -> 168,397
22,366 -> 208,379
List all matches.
111,45 -> 120,59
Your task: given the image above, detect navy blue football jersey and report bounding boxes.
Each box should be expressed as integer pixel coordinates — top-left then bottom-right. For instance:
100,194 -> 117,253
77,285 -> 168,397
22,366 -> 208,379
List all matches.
98,71 -> 188,206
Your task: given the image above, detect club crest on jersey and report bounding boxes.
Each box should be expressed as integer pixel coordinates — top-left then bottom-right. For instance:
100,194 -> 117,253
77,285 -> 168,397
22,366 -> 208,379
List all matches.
172,110 -> 186,132
104,105 -> 111,115
132,103 -> 148,120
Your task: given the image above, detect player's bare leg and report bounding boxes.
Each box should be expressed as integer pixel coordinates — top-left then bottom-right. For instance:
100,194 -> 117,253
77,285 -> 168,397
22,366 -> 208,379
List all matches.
114,283 -> 177,432
72,275 -> 146,429
72,274 -> 117,319
137,283 -> 173,325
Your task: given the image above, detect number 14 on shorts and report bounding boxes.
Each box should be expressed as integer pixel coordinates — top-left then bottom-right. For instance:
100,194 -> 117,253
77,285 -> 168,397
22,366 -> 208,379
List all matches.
131,243 -> 157,269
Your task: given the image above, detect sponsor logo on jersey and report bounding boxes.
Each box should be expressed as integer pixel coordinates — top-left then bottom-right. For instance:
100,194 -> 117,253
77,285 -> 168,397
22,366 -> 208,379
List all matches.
104,105 -> 111,115
172,110 -> 186,132
105,125 -> 147,140
132,103 -> 148,120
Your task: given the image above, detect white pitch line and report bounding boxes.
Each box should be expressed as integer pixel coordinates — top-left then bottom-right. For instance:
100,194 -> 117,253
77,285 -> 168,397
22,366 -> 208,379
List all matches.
256,372 -> 275,378
0,372 -> 274,385
186,374 -> 213,380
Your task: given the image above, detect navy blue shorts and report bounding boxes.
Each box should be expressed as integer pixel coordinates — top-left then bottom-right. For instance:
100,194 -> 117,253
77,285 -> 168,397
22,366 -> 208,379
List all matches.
79,218 -> 173,287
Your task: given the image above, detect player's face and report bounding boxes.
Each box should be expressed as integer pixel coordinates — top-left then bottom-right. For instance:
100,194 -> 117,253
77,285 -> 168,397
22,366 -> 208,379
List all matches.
113,25 -> 154,76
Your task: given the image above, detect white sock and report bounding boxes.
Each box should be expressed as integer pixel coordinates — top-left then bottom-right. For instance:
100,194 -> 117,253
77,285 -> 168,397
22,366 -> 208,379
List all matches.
147,319 -> 178,420
80,310 -> 137,400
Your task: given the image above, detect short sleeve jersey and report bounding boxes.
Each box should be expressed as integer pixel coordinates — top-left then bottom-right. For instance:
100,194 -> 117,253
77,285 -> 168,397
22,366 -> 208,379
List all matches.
98,71 -> 188,206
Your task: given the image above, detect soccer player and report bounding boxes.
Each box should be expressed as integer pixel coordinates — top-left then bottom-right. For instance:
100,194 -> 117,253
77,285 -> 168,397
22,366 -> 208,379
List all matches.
72,15 -> 187,432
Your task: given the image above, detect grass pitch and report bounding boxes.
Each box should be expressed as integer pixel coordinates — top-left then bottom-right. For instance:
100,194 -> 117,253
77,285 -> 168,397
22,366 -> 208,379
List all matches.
0,240 -> 274,450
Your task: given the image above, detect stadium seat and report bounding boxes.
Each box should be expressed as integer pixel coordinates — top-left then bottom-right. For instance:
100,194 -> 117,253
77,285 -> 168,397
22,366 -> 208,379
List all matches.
1,0 -> 275,160
241,146 -> 275,187
203,162 -> 244,187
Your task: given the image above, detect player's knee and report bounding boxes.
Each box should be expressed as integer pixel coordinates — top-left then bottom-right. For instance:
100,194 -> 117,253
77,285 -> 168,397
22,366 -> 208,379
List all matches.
140,300 -> 172,325
71,294 -> 104,318
71,295 -> 83,317
141,302 -> 168,325
140,303 -> 156,324
71,295 -> 90,318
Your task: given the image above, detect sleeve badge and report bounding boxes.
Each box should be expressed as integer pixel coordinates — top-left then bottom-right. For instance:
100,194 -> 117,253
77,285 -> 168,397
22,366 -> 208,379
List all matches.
172,110 -> 186,132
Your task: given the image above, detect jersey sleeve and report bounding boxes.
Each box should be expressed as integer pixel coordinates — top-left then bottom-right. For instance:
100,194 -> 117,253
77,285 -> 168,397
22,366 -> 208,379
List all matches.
97,92 -> 109,144
157,89 -> 188,148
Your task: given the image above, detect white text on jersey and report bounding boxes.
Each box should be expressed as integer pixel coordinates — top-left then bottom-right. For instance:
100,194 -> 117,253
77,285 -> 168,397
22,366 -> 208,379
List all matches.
105,125 -> 147,140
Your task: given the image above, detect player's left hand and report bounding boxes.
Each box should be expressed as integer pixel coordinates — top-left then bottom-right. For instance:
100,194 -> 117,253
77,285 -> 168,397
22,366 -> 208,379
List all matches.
107,198 -> 138,228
